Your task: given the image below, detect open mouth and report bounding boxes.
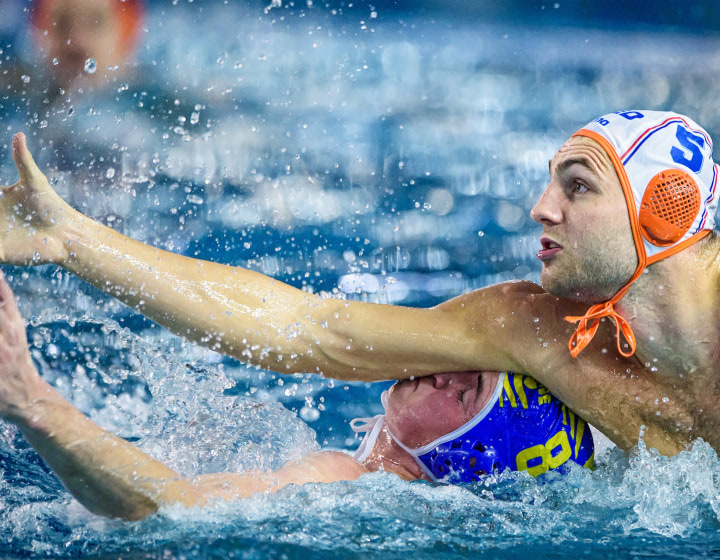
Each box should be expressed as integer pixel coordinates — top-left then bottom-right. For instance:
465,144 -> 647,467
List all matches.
537,237 -> 563,260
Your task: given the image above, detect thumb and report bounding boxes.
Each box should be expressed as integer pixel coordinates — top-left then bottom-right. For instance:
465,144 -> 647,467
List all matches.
11,133 -> 44,185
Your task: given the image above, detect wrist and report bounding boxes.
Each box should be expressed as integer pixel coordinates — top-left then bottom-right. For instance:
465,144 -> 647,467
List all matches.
56,210 -> 94,268
7,378 -> 62,431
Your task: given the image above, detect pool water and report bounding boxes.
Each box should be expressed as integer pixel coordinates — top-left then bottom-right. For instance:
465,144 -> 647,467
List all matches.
1,2 -> 720,558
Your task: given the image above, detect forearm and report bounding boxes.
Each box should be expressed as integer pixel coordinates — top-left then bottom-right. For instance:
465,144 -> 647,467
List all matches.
58,213 -> 335,369
56,215 -> 479,381
14,383 -> 199,520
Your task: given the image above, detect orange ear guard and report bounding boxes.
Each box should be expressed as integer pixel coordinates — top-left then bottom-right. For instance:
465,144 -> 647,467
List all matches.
639,170 -> 701,247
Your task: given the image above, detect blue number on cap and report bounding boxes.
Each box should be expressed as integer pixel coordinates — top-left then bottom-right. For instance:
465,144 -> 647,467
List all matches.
671,125 -> 705,173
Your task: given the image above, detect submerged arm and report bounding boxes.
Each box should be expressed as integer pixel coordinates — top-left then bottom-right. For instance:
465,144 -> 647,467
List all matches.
0,274 -> 366,520
18,392 -> 366,520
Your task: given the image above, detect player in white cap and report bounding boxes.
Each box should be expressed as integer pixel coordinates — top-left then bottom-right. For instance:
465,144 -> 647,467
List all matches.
0,110 -> 717,459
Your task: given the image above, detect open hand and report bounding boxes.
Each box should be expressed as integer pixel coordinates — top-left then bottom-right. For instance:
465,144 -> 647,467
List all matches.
0,133 -> 77,265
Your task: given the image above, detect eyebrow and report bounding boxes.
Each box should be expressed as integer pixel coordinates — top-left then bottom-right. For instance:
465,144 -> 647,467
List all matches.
549,157 -> 597,177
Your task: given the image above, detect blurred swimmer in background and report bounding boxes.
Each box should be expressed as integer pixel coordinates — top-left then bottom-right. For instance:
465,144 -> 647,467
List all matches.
0,273 -> 592,520
20,0 -> 155,227
30,0 -> 144,93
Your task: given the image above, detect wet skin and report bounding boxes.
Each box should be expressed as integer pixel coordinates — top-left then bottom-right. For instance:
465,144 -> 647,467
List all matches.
525,136 -> 720,454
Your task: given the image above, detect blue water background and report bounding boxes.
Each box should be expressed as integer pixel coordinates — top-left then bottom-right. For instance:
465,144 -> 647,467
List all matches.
1,1 -> 720,557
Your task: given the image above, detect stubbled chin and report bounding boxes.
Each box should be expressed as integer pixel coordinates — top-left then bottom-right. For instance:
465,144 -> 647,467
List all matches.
541,273 -> 614,304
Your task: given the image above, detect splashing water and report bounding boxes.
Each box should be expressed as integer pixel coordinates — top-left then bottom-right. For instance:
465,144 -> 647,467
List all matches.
3,313 -> 720,558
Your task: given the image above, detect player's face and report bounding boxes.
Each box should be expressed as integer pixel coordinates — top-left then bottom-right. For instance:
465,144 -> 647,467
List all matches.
43,0 -> 125,88
530,136 -> 638,303
383,371 -> 499,449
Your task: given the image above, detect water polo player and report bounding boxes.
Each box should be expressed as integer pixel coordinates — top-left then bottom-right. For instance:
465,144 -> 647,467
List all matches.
0,276 -> 592,520
30,0 -> 144,91
1,109 -> 719,457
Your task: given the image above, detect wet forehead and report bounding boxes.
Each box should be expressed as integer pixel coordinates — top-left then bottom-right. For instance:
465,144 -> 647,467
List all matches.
550,136 -> 617,180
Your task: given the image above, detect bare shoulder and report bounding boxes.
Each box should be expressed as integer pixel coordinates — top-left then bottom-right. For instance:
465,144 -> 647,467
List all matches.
434,280 -> 586,343
275,451 -> 369,485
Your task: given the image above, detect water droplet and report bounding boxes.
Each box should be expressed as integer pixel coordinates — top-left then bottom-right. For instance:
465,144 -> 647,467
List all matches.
300,406 -> 320,422
118,83 -> 129,92
84,58 -> 97,74
52,58 -> 59,66
67,106 -> 74,116
190,111 -> 200,125
21,75 -> 30,84
105,167 -> 116,179
477,230 -> 485,237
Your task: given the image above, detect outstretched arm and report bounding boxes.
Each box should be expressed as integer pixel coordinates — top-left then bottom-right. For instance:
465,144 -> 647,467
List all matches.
0,274 -> 366,520
0,133 -> 533,381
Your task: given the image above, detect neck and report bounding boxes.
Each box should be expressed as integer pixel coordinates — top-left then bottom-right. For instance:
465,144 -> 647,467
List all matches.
361,427 -> 428,481
615,236 -> 720,380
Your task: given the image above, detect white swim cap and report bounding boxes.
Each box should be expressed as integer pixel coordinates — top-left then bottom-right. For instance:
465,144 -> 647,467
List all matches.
565,110 -> 719,358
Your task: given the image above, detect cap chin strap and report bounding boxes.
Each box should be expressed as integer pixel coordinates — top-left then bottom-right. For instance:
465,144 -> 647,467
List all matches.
350,413 -> 438,480
565,290 -> 637,358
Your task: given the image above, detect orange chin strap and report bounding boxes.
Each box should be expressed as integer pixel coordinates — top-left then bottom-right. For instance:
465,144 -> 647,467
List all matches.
562,128 -> 709,359
566,298 -> 636,358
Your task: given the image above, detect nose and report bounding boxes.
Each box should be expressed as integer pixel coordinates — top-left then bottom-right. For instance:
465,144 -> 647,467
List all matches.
530,183 -> 563,225
432,373 -> 452,389
432,372 -> 476,390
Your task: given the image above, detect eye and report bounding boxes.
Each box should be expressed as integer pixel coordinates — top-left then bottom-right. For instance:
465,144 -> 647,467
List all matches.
573,182 -> 589,194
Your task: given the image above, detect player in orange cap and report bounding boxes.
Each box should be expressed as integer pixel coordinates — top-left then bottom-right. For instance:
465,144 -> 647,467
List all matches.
0,110 -> 718,458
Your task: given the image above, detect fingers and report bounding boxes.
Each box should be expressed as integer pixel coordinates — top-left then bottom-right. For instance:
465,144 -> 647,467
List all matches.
12,133 -> 44,186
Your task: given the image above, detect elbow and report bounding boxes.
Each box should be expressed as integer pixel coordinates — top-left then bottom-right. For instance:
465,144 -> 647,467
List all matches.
308,330 -> 389,382
114,503 -> 158,522
86,495 -> 159,522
